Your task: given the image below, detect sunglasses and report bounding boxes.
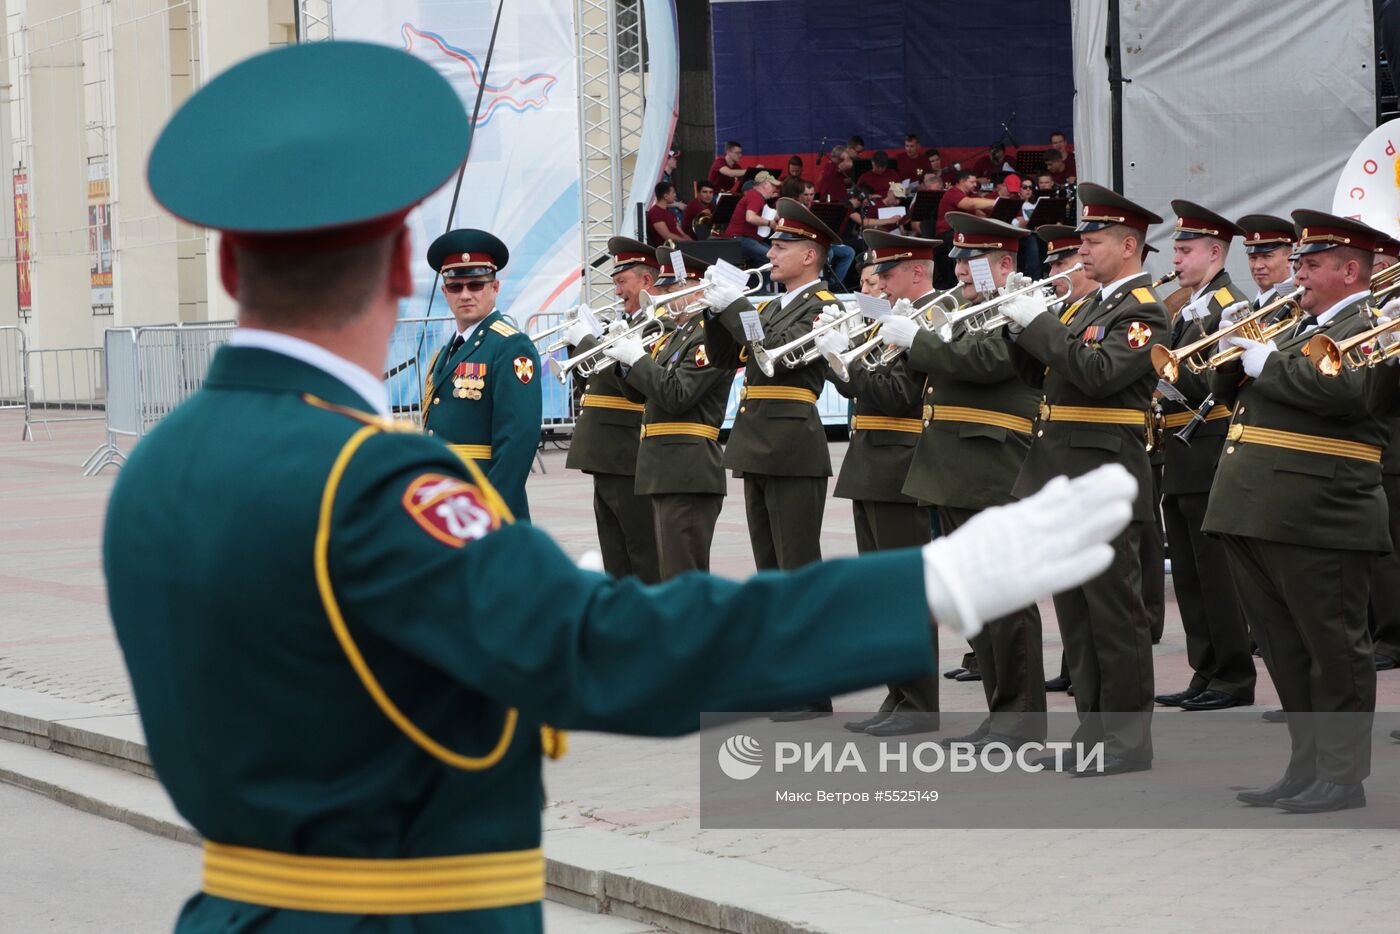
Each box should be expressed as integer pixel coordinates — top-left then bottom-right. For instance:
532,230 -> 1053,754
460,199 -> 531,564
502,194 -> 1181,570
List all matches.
443,279 -> 494,293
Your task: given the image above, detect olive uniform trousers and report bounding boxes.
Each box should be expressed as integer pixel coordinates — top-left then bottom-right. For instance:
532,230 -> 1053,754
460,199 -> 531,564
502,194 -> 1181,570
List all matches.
854,500 -> 938,713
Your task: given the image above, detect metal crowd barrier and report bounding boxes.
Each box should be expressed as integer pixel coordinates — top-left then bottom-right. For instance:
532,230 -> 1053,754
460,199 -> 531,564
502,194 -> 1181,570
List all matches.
0,325 -> 26,437
84,322 -> 236,475
23,345 -> 105,440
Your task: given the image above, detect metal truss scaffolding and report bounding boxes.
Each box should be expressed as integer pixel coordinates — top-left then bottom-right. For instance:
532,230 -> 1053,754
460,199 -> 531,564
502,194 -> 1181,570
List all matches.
295,0 -> 331,42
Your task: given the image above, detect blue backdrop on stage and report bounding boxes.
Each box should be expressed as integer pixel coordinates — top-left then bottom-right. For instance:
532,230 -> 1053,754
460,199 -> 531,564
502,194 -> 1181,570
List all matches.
710,0 -> 1073,154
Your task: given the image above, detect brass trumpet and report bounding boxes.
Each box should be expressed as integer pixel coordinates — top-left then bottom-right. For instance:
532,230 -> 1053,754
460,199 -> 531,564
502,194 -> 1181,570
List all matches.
1308,315 -> 1400,375
1150,288 -> 1304,382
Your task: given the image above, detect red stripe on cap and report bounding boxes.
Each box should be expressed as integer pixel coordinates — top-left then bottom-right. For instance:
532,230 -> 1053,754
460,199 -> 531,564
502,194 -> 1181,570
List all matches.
1080,203 -> 1155,232
1044,236 -> 1081,255
441,251 -> 498,271
952,231 -> 1013,251
613,250 -> 661,269
1245,229 -> 1294,245
223,208 -> 410,254
1174,216 -> 1229,238
869,244 -> 934,263
1299,225 -> 1379,252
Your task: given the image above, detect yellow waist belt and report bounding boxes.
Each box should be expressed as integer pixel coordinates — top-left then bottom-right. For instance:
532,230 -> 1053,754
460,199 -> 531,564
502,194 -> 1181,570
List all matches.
1038,402 -> 1146,426
201,841 -> 545,915
580,393 -> 645,412
641,421 -> 721,440
1162,405 -> 1233,430
449,444 -> 493,461
931,405 -> 1033,435
1226,424 -> 1383,463
739,385 -> 819,404
852,415 -> 923,434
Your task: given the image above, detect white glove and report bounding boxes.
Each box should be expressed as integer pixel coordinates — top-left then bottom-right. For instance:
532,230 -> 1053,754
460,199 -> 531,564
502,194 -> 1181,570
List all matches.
814,327 -> 848,358
1217,300 -> 1249,326
563,319 -> 593,348
606,319 -> 630,337
702,275 -> 745,312
576,549 -> 605,573
1003,271 -> 1033,293
877,314 -> 919,349
603,335 -> 647,366
923,464 -> 1137,639
999,291 -> 1049,327
1235,338 -> 1276,377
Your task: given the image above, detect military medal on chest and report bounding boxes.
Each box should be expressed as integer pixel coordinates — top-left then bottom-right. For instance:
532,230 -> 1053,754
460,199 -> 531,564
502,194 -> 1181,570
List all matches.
453,361 -> 487,400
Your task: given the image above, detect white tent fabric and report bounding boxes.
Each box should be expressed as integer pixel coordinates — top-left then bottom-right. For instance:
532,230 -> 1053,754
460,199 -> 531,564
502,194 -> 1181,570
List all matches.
1072,0 -> 1375,285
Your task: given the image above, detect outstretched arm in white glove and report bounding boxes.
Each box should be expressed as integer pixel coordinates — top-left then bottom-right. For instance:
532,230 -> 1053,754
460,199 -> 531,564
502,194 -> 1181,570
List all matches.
998,290 -> 1050,328
876,314 -> 919,349
813,326 -> 849,359
603,335 -> 648,367
563,319 -> 594,348
923,464 -> 1137,638
1232,337 -> 1276,377
701,269 -> 746,312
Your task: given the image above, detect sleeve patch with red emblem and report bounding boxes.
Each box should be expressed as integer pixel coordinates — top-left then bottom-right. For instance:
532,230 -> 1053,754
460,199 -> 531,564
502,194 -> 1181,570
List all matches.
694,345 -> 709,368
513,356 -> 535,384
1126,321 -> 1153,349
401,474 -> 501,547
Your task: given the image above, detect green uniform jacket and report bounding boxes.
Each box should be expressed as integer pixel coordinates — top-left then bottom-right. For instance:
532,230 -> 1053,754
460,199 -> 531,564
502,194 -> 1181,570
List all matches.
1010,273 -> 1169,520
903,291 -> 1039,510
564,316 -> 660,477
1202,297 -> 1391,552
1161,270 -> 1247,496
826,350 -> 922,503
1366,367 -> 1400,476
422,310 -> 541,520
703,280 -> 834,477
619,314 -> 736,495
103,346 -> 936,933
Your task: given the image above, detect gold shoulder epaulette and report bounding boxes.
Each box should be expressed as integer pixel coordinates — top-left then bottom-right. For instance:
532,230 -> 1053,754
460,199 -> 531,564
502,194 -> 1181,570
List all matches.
301,393 -> 420,433
1131,287 -> 1156,304
489,320 -> 518,337
816,290 -> 836,301
1214,287 -> 1234,307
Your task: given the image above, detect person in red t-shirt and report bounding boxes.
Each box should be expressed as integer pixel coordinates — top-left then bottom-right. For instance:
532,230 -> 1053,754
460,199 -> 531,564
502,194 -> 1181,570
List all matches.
815,145 -> 852,202
783,155 -> 808,183
680,181 -> 716,238
855,151 -> 897,198
724,171 -> 779,267
708,140 -> 746,193
1042,147 -> 1076,184
894,134 -> 925,181
1048,130 -> 1077,179
646,181 -> 691,246
933,170 -> 999,288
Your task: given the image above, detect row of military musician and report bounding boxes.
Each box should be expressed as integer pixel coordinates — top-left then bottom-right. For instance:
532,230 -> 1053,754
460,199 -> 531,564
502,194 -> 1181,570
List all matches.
423,185 -> 1400,814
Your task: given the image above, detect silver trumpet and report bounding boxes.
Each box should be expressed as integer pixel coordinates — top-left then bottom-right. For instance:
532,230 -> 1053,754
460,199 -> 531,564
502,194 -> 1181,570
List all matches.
930,263 -> 1084,339
639,263 -> 771,316
823,286 -> 963,379
547,311 -> 669,383
752,300 -> 867,377
529,298 -> 624,348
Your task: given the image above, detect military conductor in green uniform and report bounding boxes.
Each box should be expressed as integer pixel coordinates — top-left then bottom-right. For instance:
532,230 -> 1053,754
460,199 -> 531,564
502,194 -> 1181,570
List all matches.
103,41 -> 1139,932
422,229 -> 541,520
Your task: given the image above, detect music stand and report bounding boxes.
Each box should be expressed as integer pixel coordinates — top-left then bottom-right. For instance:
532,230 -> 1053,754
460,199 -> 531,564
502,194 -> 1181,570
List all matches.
1026,197 -> 1069,229
992,198 -> 1023,224
1015,148 -> 1047,176
709,192 -> 740,234
810,201 -> 849,238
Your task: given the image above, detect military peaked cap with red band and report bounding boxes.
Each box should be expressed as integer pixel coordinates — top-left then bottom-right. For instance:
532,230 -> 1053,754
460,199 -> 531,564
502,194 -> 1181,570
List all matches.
607,236 -> 662,275
1374,231 -> 1400,261
861,229 -> 939,274
427,229 -> 509,278
1035,223 -> 1082,259
148,42 -> 468,253
654,245 -> 712,287
1169,199 -> 1242,242
1290,210 -> 1382,256
1075,182 -> 1163,234
770,197 -> 840,247
946,212 -> 1028,259
1235,214 -> 1295,255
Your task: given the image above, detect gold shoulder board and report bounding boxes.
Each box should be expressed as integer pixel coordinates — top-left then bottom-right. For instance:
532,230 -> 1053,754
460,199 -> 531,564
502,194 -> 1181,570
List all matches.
490,320 -> 518,337
1214,287 -> 1234,307
816,290 -> 836,301
1131,287 -> 1155,304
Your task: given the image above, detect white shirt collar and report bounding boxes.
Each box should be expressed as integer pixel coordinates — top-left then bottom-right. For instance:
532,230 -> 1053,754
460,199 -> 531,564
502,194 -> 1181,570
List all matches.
1314,290 -> 1370,327
1098,271 -> 1144,301
229,327 -> 390,417
779,279 -> 821,309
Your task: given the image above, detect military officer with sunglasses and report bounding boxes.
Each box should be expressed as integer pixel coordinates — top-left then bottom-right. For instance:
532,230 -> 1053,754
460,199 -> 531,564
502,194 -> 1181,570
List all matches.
423,229 -> 542,520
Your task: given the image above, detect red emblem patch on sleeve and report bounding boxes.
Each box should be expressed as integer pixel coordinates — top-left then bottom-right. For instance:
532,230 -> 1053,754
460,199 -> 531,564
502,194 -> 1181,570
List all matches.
694,345 -> 709,368
401,474 -> 501,547
513,356 -> 535,384
1126,321 -> 1153,349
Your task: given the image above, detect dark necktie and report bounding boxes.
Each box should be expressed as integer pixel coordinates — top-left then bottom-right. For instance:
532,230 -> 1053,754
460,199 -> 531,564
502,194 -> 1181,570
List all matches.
1292,314 -> 1318,339
447,333 -> 465,357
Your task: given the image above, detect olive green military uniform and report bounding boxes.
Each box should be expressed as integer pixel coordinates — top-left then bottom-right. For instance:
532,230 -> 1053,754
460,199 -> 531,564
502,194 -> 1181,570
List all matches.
906,306 -> 1046,740
1011,273 -> 1168,764
105,346 -> 940,932
1159,267 -> 1255,701
1205,294 -> 1386,785
827,307 -> 937,718
423,310 -> 541,521
619,312 -> 736,577
1371,416 -> 1400,663
704,278 -> 833,570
